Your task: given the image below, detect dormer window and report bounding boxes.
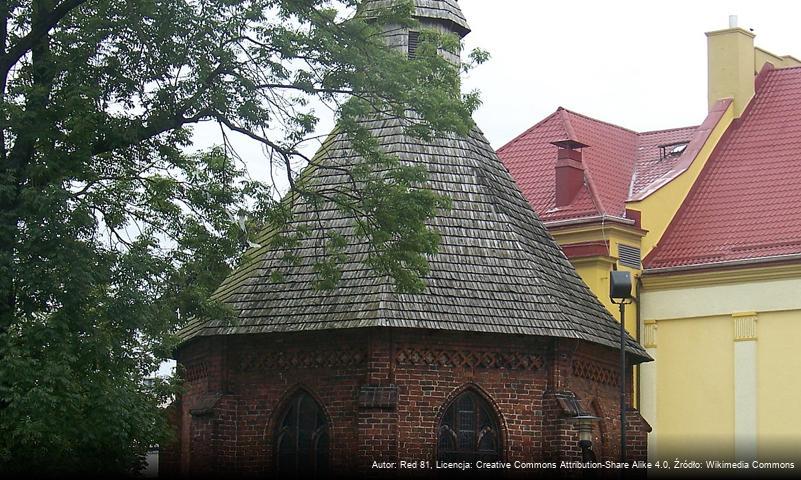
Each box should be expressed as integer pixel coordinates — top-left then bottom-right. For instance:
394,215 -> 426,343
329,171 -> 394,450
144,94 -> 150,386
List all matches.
658,141 -> 689,160
408,31 -> 420,59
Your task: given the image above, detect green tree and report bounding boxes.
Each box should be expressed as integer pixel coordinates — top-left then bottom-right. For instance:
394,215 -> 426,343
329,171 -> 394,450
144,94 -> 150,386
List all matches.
0,0 -> 485,473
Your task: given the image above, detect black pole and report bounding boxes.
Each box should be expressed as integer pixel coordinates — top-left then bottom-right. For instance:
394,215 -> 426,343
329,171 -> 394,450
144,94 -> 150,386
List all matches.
619,302 -> 627,464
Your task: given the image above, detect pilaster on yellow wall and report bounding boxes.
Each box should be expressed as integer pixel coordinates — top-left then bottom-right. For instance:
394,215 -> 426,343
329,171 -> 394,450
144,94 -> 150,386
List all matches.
641,266 -> 801,461
732,312 -> 758,461
641,321 -> 658,460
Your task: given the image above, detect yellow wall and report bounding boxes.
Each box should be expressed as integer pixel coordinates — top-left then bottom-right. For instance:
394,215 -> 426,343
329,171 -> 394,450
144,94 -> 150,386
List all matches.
541,27 -> 801,465
640,265 -> 801,461
757,309 -> 801,460
706,27 -> 756,117
627,100 -> 734,258
754,47 -> 801,71
656,314 -> 735,459
550,222 -> 643,337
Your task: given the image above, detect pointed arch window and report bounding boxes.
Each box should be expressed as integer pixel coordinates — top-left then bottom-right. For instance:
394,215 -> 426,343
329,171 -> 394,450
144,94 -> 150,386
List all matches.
437,390 -> 502,462
275,392 -> 329,478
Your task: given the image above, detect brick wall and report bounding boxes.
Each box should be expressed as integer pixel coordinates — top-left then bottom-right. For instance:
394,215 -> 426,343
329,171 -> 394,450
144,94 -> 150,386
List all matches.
391,329 -> 550,465
161,328 -> 648,475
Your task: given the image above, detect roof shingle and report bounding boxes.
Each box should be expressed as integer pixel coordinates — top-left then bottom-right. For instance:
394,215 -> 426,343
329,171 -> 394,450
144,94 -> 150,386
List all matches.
363,0 -> 470,35
180,115 -> 649,361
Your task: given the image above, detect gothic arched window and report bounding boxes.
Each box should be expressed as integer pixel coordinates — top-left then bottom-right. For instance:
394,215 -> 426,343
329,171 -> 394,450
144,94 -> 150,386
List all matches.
437,390 -> 502,462
275,392 -> 329,478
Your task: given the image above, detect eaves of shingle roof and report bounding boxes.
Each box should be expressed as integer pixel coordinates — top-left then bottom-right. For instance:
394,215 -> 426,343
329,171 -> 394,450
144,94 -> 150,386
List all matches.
180,115 -> 650,362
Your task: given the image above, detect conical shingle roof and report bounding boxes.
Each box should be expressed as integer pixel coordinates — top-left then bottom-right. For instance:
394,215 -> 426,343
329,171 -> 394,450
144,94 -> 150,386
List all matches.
180,116 -> 649,361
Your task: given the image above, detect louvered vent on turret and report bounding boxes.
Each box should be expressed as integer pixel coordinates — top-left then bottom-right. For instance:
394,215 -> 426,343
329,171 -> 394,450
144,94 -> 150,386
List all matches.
408,31 -> 420,59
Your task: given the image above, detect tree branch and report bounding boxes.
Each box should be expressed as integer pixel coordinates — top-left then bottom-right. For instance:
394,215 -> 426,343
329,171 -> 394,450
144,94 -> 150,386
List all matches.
90,109 -> 212,157
91,62 -> 227,157
213,114 -> 300,191
0,0 -> 88,79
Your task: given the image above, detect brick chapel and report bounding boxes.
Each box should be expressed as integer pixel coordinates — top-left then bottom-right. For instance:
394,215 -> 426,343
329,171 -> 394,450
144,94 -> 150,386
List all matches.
160,1 -> 652,477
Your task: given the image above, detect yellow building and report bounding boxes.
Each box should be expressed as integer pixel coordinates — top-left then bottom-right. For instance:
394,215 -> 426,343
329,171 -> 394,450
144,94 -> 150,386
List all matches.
497,22 -> 801,463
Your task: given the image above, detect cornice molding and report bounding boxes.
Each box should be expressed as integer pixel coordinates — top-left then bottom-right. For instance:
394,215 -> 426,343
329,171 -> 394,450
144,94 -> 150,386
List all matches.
641,263 -> 801,290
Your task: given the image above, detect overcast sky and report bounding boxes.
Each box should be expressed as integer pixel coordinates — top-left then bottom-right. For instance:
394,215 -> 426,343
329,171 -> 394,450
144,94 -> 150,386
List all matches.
460,0 -> 801,148
191,0 -> 801,189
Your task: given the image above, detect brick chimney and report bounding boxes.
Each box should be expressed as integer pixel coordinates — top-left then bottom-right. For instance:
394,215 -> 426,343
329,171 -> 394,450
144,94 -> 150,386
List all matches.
706,19 -> 755,118
552,140 -> 587,208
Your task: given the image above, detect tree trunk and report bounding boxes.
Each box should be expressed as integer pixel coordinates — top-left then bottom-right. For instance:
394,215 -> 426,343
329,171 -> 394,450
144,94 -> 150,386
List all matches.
0,0 -> 56,359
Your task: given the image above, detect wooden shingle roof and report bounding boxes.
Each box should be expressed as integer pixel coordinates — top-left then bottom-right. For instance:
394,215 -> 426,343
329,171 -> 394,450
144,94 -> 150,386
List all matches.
180,116 -> 649,361
362,0 -> 471,36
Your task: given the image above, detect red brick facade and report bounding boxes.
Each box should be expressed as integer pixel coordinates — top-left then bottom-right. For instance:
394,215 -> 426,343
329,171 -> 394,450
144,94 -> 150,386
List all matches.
161,328 -> 649,476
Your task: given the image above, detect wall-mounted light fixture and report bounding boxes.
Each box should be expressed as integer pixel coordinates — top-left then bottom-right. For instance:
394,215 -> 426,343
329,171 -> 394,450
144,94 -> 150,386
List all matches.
571,414 -> 601,463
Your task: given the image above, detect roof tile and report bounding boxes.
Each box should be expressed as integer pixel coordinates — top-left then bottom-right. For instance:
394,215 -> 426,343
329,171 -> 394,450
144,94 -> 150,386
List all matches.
497,108 -> 697,222
646,67 -> 801,269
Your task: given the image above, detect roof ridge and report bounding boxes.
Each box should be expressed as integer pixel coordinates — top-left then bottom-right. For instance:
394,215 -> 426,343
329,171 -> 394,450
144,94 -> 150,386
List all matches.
559,108 -> 622,216
638,125 -> 699,136
558,108 -> 580,142
766,64 -> 801,72
464,130 -> 633,345
464,138 -> 579,323
559,107 -> 639,134
496,109 -> 562,153
582,164 -> 608,216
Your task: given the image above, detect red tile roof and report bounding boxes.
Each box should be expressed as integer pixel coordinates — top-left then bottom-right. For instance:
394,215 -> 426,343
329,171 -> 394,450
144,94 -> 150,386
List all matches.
646,66 -> 801,269
632,126 -> 698,195
497,108 -> 696,222
629,99 -> 732,201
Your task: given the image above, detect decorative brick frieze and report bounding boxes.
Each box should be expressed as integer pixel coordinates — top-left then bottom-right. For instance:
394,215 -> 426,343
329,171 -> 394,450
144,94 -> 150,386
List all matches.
238,347 -> 366,371
571,357 -> 620,387
183,361 -> 209,383
163,330 -> 647,475
395,347 -> 544,371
